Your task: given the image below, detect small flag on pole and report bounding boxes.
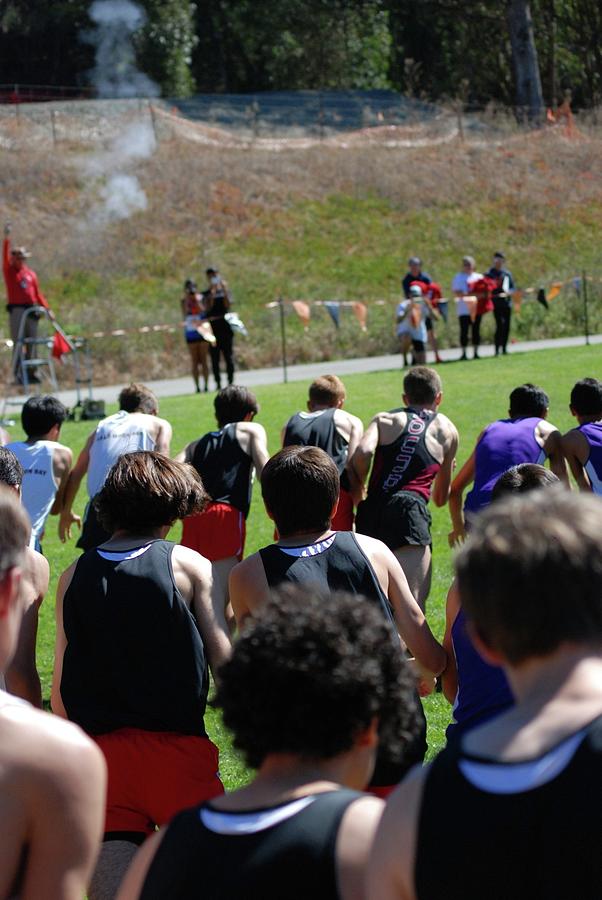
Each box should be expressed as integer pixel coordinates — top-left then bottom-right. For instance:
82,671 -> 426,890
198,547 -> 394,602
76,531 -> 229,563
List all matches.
323,301 -> 340,329
537,288 -> 549,309
292,300 -> 311,328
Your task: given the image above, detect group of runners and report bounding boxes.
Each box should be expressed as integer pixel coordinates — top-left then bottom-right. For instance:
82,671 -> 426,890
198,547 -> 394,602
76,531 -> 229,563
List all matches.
0,369 -> 600,899
398,252 -> 516,365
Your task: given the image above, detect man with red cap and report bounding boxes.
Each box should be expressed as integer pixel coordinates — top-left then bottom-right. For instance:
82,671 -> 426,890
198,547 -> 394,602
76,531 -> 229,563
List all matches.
3,223 -> 52,383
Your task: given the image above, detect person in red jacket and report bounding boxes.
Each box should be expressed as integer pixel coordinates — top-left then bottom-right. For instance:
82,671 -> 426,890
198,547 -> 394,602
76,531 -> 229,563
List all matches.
3,223 -> 52,383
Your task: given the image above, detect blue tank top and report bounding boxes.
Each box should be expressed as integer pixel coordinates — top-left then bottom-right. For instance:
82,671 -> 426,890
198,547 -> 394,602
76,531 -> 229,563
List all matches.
579,421 -> 602,494
446,608 -> 513,739
464,417 -> 545,515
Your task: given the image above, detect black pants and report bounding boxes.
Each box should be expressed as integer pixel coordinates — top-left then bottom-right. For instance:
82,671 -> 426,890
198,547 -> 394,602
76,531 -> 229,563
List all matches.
209,320 -> 234,387
458,314 -> 482,349
493,299 -> 512,352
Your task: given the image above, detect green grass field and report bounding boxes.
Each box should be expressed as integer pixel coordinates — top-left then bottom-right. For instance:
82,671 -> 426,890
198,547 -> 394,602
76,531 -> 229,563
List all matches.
26,343 -> 599,787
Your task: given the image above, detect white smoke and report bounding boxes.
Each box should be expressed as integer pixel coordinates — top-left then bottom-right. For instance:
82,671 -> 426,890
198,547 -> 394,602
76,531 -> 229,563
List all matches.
86,0 -> 159,99
83,0 -> 159,225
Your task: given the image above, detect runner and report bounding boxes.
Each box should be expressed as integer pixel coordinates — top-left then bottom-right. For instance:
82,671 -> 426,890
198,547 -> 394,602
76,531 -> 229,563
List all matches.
52,451 -> 231,900
3,222 -> 53,383
448,382 -> 568,544
0,486 -> 105,900
230,445 -> 447,794
177,385 -> 269,633
59,383 -> 172,551
117,587 -> 420,900
282,375 -> 363,530
369,489 -> 602,900
0,448 -> 49,708
352,367 -> 458,610
7,394 -> 72,552
561,377 -> 602,494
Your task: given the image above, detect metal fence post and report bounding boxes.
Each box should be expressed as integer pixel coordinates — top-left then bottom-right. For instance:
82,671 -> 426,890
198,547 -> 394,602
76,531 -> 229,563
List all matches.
582,269 -> 590,345
278,296 -> 288,383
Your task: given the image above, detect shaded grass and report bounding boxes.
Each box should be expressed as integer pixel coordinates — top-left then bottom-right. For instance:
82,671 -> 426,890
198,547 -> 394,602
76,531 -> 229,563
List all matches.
29,343 -> 597,786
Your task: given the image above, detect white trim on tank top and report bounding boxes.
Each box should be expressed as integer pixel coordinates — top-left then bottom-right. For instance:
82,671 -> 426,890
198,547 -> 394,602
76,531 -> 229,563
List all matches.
199,796 -> 316,834
278,534 -> 337,558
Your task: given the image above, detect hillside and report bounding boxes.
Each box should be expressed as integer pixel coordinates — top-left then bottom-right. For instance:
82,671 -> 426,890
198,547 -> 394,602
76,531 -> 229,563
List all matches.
1,100 -> 601,384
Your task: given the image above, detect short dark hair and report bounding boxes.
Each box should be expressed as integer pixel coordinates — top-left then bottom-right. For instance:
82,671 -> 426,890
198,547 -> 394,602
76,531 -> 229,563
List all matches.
118,384 -> 158,415
0,448 -> 23,488
491,463 -> 559,502
455,490 -> 602,664
403,366 -> 441,405
261,446 -> 339,537
95,451 -> 208,534
214,386 -> 258,428
570,378 -> 602,417
21,395 -> 68,438
308,375 -> 346,407
0,487 -> 29,577
214,585 -> 419,769
508,383 -> 549,418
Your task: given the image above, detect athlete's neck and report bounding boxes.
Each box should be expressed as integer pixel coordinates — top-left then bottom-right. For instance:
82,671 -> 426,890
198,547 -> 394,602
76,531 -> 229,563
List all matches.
505,646 -> 602,707
276,528 -> 334,547
102,526 -> 169,546
577,414 -> 602,425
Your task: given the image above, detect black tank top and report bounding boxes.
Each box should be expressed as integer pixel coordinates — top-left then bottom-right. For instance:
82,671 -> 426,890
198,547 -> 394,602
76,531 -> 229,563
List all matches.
139,789 -> 361,900
61,540 -> 209,736
368,408 -> 440,502
416,715 -> 602,899
190,423 -> 253,516
259,532 -> 427,785
283,409 -> 350,490
259,531 -> 393,623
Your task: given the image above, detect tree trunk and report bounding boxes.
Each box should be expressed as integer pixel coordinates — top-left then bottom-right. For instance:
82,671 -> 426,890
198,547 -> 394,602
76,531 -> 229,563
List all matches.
506,0 -> 544,122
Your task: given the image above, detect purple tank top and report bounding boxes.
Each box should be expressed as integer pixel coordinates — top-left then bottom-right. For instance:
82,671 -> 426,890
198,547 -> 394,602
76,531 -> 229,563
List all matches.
464,417 -> 545,515
579,421 -> 602,495
446,608 -> 513,739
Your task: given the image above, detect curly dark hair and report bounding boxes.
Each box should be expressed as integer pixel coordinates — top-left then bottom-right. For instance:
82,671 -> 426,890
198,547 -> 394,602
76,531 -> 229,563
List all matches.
214,585 -> 419,769
95,451 -> 208,533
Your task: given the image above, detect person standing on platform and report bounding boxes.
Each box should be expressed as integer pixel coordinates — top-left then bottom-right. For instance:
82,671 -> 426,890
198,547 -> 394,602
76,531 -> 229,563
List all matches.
487,251 -> 515,356
205,267 -> 234,389
3,223 -> 53,383
282,375 -> 363,531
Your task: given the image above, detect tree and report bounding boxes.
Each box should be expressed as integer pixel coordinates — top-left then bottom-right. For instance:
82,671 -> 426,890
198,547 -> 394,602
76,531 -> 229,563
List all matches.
137,0 -> 198,97
506,0 -> 544,119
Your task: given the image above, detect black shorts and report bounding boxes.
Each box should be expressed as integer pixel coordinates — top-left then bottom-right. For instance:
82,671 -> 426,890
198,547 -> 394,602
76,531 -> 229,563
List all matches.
411,339 -> 425,353
425,316 -> 433,331
356,490 -> 432,549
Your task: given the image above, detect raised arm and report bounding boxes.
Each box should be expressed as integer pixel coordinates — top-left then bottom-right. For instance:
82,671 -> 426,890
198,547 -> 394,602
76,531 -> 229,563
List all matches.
59,432 -> 94,542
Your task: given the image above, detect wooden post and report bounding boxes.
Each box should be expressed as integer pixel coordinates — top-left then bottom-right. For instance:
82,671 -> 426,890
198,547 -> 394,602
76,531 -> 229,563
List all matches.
582,270 -> 590,345
278,296 -> 288,383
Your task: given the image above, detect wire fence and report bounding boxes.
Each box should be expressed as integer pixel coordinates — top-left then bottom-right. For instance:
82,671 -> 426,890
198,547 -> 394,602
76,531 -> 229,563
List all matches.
0,88 -> 600,150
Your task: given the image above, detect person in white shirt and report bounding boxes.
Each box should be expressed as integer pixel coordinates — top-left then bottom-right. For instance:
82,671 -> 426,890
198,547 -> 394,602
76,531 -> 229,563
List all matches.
7,395 -> 72,552
452,255 -> 482,361
59,383 -> 172,550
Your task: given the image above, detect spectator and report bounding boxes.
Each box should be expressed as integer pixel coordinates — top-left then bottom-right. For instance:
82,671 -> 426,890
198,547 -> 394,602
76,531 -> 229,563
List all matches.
0,486 -> 105,899
486,251 -> 515,356
181,279 -> 211,394
561,377 -> 602,494
205,267 -> 234,389
402,257 -> 442,363
59,383 -> 172,551
52,451 -> 231,899
7,395 -> 72,552
117,587 -> 420,900
369,489 -> 602,900
452,255 -> 482,360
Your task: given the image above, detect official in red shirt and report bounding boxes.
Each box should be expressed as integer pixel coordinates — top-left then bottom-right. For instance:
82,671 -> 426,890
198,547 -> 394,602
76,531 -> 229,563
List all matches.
3,223 -> 52,383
